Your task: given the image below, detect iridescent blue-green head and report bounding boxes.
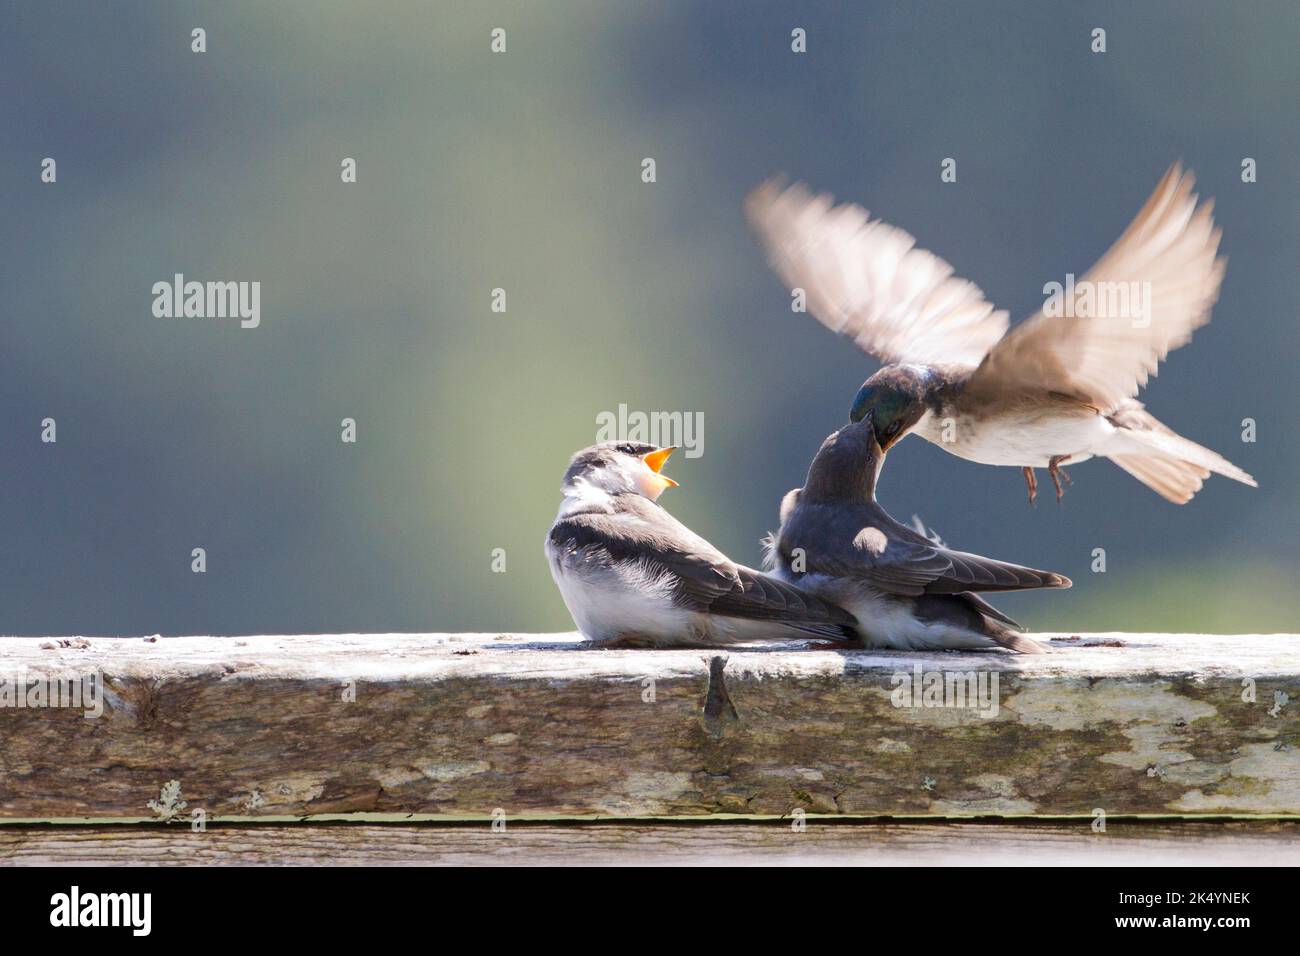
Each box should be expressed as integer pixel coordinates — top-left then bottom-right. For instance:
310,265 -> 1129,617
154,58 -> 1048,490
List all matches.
848,365 -> 932,451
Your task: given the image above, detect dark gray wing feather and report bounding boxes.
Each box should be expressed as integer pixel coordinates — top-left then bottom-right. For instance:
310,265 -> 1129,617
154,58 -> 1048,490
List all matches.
780,500 -> 1070,596
709,565 -> 858,638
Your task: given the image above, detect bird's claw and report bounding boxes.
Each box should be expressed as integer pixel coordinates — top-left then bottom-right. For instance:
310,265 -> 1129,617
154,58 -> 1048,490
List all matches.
1022,467 -> 1037,506
1048,455 -> 1074,503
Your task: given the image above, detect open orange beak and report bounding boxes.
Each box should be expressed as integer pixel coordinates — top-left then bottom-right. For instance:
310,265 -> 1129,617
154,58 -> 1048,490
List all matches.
643,447 -> 679,487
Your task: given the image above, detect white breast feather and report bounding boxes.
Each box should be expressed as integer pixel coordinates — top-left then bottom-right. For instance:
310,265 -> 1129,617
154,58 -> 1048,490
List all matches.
914,409 -> 1107,468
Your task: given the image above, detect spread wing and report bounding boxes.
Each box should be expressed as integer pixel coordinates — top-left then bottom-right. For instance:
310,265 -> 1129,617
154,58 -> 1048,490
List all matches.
745,178 -> 1009,367
965,163 -> 1225,411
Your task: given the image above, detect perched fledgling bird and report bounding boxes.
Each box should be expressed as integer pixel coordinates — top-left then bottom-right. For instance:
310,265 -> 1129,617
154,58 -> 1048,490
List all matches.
546,441 -> 859,647
766,417 -> 1071,652
746,164 -> 1257,504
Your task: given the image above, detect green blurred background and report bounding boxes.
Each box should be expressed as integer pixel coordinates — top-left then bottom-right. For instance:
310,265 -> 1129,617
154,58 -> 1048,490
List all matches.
1,1 -> 1296,636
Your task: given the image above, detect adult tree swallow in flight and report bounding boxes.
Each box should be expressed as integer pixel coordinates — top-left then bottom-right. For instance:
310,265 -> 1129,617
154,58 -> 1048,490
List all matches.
746,164 -> 1256,504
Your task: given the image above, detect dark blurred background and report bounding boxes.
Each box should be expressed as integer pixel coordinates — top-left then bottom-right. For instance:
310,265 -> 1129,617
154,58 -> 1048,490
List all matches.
1,1 -> 1296,637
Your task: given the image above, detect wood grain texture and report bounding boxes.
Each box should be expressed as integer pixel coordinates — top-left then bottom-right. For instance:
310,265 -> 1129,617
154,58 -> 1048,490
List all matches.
2,822 -> 1297,866
1,632 -> 1298,820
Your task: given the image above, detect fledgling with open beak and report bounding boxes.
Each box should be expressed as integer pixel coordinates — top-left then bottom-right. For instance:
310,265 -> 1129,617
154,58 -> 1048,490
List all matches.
766,416 -> 1070,653
746,163 -> 1257,504
546,441 -> 859,647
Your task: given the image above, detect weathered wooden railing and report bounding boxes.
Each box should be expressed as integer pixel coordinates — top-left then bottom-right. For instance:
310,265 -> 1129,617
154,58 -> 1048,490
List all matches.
2,632 -> 1297,824
1,632 -> 1297,862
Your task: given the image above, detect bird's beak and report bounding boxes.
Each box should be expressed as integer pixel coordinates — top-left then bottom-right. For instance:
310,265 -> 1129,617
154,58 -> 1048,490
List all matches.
861,411 -> 885,455
849,385 -> 871,423
643,447 -> 679,487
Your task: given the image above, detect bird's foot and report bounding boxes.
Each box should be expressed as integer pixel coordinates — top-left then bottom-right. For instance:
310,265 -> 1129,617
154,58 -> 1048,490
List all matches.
1048,455 -> 1074,503
1021,467 -> 1037,506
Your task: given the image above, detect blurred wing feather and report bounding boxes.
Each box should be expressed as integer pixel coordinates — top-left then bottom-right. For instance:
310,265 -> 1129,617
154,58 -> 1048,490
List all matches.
967,163 -> 1225,410
745,179 -> 1009,366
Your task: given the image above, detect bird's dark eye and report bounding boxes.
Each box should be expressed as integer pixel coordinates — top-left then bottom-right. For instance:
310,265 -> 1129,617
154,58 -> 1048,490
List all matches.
887,421 -> 901,436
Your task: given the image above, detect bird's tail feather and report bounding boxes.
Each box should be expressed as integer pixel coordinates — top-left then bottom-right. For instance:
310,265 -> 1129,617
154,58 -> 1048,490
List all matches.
915,593 -> 1047,653
961,591 -> 1021,629
1110,453 -> 1211,504
1118,428 -> 1254,484
983,619 -> 1048,654
964,594 -> 1047,653
1108,407 -> 1256,502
